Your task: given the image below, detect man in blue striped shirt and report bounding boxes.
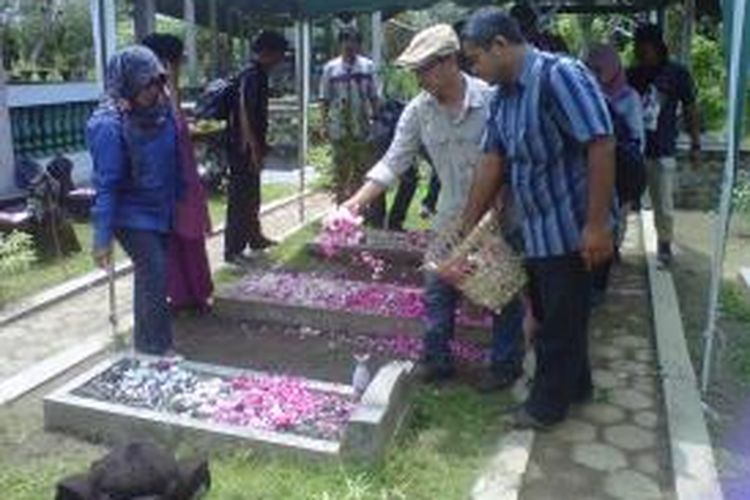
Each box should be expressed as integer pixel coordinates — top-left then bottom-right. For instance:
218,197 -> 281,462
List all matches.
461,8 -> 616,429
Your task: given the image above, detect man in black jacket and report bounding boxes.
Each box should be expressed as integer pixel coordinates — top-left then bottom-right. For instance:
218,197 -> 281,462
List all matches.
224,31 -> 287,263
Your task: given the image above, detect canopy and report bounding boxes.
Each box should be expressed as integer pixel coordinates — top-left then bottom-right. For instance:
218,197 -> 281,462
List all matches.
154,0 -> 677,32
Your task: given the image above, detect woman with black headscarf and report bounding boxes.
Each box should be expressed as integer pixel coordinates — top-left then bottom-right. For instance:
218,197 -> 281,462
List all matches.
87,46 -> 182,355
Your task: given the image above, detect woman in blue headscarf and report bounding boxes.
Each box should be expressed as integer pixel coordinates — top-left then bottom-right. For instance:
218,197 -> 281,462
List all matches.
87,46 -> 182,355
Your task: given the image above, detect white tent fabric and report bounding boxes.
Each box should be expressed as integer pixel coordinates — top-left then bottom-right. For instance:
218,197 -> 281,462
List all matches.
700,0 -> 750,392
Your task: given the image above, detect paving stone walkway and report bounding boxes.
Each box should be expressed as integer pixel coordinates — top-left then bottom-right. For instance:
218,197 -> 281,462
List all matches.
0,193 -> 333,386
520,214 -> 674,499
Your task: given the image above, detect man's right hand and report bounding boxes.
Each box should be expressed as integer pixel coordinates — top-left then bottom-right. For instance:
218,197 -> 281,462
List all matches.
93,246 -> 113,269
341,197 -> 361,216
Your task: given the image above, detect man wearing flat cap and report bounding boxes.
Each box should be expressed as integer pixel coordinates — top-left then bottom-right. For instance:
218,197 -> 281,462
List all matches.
343,24 -> 526,391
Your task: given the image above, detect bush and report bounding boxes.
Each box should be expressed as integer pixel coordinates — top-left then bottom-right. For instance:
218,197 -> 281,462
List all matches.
691,33 -> 727,131
0,231 -> 35,276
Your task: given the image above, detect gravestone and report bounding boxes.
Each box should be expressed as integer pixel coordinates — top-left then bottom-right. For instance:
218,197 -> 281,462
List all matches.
44,354 -> 415,463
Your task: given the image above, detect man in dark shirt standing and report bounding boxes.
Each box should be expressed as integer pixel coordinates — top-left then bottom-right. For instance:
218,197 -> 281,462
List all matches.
627,24 -> 701,266
224,31 -> 287,263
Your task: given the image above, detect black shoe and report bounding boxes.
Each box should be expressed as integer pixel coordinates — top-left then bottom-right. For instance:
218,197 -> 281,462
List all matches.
415,362 -> 456,384
249,235 -> 278,250
477,365 -> 522,393
657,241 -> 672,267
507,407 -> 557,432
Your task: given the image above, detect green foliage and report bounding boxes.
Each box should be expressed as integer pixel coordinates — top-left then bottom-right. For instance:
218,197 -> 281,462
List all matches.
0,231 -> 35,276
380,64 -> 420,101
690,33 -> 726,131
1,0 -> 94,80
733,177 -> 750,213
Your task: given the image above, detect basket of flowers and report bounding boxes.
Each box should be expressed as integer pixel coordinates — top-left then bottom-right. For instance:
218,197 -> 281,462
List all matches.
423,209 -> 526,313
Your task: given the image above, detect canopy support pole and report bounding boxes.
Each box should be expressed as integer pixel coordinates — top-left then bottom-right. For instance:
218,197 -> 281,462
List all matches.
0,43 -> 15,197
184,0 -> 198,88
296,18 -> 311,223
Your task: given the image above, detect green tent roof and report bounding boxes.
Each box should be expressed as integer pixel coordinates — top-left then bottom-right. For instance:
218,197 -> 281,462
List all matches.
155,0 -> 677,31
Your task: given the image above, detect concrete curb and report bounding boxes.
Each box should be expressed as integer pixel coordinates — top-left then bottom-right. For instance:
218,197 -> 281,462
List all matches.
740,267 -> 750,296
0,190 -> 315,328
471,430 -> 535,500
640,209 -> 724,500
0,336 -> 111,405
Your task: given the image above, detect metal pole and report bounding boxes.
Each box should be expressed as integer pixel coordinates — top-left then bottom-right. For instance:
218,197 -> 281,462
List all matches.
0,42 -> 16,197
700,0 -> 747,394
371,11 -> 382,67
209,0 -> 219,78
184,0 -> 198,88
297,19 -> 311,223
680,0 -> 695,68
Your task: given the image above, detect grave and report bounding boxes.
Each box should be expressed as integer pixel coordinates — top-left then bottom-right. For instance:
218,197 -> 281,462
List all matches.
44,354 -> 415,462
308,228 -> 429,267
214,271 -> 491,342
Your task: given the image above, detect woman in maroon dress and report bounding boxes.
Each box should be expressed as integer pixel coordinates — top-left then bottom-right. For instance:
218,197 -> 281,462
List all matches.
142,34 -> 213,313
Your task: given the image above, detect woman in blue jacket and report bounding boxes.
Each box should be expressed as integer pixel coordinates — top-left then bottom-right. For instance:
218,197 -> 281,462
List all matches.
87,46 -> 182,355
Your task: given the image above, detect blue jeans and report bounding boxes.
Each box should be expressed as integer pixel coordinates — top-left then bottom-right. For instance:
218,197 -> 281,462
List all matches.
115,228 -> 172,355
423,272 -> 524,371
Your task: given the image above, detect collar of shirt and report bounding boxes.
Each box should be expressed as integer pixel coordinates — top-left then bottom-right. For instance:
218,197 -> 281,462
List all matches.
498,46 -> 539,96
424,73 -> 486,123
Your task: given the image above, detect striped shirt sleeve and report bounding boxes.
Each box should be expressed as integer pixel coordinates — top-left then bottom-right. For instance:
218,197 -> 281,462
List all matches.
481,96 -> 506,155
549,59 -> 613,143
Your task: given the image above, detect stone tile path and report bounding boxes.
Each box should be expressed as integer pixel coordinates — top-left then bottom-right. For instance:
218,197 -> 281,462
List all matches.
0,193 -> 333,386
520,215 -> 675,499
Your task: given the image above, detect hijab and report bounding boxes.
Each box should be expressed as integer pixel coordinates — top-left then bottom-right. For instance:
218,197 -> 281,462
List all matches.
586,43 -> 628,100
96,45 -> 174,179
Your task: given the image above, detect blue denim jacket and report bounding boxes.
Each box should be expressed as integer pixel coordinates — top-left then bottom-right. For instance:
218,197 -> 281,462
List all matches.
87,108 -> 180,251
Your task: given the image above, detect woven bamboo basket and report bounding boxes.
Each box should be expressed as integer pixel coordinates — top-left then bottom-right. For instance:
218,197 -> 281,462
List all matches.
423,210 -> 526,313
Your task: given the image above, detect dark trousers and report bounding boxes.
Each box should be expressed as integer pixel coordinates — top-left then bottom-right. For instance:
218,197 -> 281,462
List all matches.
224,160 -> 261,258
423,272 -> 525,370
369,164 -> 419,230
525,254 -> 593,423
421,169 -> 441,213
115,228 -> 172,355
592,259 -> 613,294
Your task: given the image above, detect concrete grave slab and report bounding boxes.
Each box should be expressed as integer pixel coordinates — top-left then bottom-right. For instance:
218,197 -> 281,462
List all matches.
214,271 -> 490,343
44,354 -> 414,463
308,229 -> 428,267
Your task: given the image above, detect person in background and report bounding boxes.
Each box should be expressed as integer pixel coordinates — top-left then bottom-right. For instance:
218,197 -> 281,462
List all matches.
142,33 -> 213,314
344,25 -> 526,392
319,27 -> 380,216
510,1 -> 569,54
586,43 -> 645,305
224,31 -> 288,263
627,23 -> 701,266
87,46 -> 182,355
461,8 -> 616,428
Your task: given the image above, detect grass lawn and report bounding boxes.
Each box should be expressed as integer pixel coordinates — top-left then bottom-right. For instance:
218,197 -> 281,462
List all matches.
0,384 -> 511,500
0,183 -> 300,308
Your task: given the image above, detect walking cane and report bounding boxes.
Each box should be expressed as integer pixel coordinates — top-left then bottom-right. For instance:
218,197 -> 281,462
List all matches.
107,262 -> 123,352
